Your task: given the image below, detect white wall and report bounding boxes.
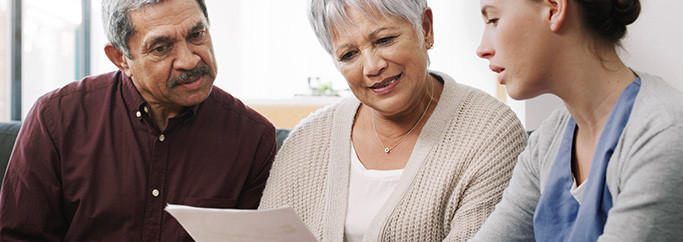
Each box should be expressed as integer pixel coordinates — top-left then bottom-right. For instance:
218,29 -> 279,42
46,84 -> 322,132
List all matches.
621,1 -> 683,91
199,0 -> 499,101
521,0 -> 683,130
88,0 -> 682,130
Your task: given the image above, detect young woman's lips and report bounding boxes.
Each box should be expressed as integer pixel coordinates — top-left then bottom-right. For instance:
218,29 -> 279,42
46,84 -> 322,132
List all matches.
489,65 -> 505,85
497,70 -> 506,85
369,74 -> 401,95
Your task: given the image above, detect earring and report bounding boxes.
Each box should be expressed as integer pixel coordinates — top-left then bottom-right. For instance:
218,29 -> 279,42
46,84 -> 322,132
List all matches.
428,43 -> 434,50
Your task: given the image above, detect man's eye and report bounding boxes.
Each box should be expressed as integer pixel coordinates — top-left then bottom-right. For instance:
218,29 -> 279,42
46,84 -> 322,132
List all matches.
190,31 -> 205,39
152,44 -> 170,54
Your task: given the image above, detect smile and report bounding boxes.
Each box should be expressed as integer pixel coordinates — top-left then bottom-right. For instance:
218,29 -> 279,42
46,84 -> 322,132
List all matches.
369,74 -> 401,89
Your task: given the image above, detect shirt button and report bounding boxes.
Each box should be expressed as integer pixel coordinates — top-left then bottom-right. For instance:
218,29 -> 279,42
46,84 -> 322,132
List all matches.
143,106 -> 149,113
159,134 -> 166,142
135,111 -> 142,118
152,189 -> 160,197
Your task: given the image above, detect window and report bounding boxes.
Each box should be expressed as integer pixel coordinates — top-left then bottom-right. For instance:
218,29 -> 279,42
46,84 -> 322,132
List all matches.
0,0 -> 10,121
21,0 -> 84,119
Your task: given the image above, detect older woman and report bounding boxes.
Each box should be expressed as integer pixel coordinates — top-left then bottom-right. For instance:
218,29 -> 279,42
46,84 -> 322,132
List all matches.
259,0 -> 527,241
472,0 -> 683,241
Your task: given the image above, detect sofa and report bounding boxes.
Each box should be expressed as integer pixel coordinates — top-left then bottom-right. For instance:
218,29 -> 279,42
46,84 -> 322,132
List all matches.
0,121 -> 291,184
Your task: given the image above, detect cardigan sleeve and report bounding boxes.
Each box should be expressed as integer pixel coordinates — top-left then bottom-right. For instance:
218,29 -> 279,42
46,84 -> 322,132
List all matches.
443,108 -> 528,241
598,125 -> 683,241
469,130 -> 544,242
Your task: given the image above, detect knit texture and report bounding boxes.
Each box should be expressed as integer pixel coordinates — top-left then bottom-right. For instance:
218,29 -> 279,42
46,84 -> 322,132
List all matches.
260,72 -> 527,241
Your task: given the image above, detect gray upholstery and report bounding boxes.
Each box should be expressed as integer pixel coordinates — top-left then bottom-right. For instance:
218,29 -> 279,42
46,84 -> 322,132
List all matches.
276,128 -> 291,151
0,121 -> 291,185
0,121 -> 21,183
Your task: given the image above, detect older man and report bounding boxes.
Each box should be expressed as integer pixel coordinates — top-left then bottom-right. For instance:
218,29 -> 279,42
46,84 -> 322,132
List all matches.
0,0 -> 275,240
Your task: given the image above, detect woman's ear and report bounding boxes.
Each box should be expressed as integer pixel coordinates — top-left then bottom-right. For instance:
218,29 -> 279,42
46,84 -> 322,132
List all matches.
421,7 -> 434,49
544,0 -> 567,32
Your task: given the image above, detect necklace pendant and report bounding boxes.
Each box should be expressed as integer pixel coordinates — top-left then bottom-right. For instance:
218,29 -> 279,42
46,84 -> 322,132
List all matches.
384,148 -> 390,153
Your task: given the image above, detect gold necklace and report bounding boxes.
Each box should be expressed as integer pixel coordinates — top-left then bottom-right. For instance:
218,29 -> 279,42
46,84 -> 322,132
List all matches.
371,79 -> 434,153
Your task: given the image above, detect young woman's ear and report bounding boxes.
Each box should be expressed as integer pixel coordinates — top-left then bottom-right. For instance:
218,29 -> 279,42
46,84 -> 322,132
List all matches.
544,0 -> 567,32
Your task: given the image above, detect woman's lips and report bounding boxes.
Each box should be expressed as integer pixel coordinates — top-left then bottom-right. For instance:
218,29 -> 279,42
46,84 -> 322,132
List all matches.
369,74 -> 401,95
497,70 -> 505,85
488,65 -> 505,84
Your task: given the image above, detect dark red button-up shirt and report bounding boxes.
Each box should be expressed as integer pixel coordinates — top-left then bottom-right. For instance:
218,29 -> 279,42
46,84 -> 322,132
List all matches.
0,71 -> 276,241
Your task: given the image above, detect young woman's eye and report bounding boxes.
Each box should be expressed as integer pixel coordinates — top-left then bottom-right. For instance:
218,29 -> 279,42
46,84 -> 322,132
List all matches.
339,51 -> 357,62
486,18 -> 499,26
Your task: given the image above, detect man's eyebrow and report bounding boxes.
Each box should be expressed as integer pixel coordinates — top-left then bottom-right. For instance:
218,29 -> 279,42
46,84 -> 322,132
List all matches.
190,22 -> 206,33
146,36 -> 171,49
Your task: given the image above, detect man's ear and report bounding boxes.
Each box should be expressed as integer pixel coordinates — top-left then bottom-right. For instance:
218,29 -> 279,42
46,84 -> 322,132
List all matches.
104,44 -> 132,76
544,0 -> 567,32
421,7 -> 434,49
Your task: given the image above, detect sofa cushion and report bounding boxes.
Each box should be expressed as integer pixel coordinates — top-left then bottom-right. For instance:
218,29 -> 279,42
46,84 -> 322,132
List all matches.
0,121 -> 21,182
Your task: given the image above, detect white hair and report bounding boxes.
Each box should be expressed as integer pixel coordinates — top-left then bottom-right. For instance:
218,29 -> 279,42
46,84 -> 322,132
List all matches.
308,0 -> 428,54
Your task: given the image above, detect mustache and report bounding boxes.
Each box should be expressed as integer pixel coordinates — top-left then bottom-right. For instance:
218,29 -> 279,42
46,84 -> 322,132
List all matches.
167,65 -> 211,88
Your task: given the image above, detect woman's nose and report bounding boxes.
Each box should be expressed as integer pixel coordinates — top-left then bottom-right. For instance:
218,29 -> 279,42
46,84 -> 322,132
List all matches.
476,33 -> 494,59
362,51 -> 388,77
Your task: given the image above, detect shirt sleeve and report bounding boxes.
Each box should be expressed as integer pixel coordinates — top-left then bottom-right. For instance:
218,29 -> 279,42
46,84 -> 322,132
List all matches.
443,110 -> 528,241
0,99 -> 66,241
598,125 -> 683,241
469,132 -> 542,242
235,124 -> 277,209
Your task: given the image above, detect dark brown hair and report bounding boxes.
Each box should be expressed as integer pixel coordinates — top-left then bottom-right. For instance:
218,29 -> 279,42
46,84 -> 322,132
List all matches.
573,0 -> 641,46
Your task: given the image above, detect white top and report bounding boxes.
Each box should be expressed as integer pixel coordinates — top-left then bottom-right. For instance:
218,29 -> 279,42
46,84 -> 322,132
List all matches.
344,145 -> 403,242
260,71 -> 528,241
570,176 -> 587,204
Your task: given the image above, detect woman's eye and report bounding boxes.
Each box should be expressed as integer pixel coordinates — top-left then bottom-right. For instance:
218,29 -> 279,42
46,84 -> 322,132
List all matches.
339,51 -> 357,62
486,18 -> 499,26
376,36 -> 396,46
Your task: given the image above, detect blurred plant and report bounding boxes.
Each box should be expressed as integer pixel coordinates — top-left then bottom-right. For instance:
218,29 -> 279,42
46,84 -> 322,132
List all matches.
308,77 -> 339,96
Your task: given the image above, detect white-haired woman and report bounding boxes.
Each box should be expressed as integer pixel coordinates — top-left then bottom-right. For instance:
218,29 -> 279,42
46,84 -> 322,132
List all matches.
259,0 -> 527,241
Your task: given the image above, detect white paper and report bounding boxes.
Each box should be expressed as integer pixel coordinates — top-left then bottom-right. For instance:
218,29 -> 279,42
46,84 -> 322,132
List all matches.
165,204 -> 318,242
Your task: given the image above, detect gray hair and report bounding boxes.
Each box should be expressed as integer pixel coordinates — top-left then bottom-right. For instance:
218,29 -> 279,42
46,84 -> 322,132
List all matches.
308,0 -> 428,55
101,0 -> 209,59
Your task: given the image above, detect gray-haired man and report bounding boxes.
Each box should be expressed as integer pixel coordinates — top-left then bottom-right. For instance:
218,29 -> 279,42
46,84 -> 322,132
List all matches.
0,0 -> 276,240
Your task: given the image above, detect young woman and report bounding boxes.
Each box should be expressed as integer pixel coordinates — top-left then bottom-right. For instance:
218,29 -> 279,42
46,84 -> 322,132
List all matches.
472,0 -> 683,241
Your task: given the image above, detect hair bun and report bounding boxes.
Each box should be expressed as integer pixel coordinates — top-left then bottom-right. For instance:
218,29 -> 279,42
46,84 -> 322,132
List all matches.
613,0 -> 641,25
575,0 -> 641,45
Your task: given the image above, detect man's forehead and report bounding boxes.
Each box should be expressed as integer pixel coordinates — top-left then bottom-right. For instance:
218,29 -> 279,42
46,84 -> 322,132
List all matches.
128,1 -> 207,40
129,0 -> 205,28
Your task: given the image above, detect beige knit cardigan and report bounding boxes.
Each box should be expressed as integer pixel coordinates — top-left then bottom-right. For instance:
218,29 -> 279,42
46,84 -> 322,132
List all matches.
259,72 -> 528,241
